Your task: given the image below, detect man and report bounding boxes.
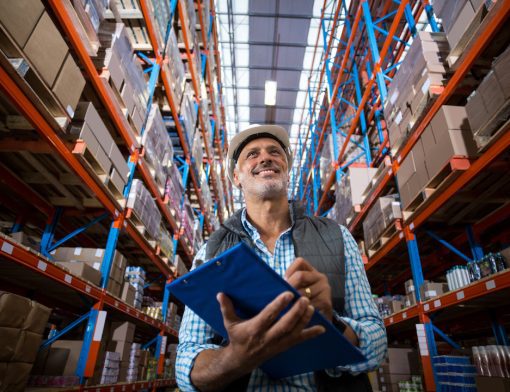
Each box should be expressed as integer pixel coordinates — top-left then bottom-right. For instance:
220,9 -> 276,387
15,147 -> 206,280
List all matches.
176,124 -> 387,391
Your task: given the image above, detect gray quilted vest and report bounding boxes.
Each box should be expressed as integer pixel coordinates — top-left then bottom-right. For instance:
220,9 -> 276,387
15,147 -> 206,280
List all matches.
203,201 -> 372,391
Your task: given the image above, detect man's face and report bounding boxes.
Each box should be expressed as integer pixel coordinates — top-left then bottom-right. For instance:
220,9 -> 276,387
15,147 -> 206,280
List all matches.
233,137 -> 289,199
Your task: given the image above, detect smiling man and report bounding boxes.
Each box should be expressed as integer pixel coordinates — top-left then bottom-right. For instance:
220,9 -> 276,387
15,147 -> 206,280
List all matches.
176,124 -> 387,391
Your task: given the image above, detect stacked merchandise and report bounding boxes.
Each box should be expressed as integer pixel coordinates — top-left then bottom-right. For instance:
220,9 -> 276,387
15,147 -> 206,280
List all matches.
173,255 -> 189,277
181,197 -> 196,253
397,105 -> 477,211
165,163 -> 185,222
99,351 -> 120,385
125,343 -> 142,382
51,247 -> 128,297
333,167 -> 378,226
158,224 -> 175,263
146,357 -> 158,381
63,0 -> 107,52
432,0 -> 487,54
138,350 -> 150,381
149,0 -> 172,49
473,345 -> 510,389
180,85 -> 197,148
93,23 -> 148,137
377,347 -> 422,392
201,177 -> 214,217
0,0 -> 86,119
433,355 -> 477,391
0,292 -> 51,391
466,45 -> 510,149
398,376 -> 424,392
142,105 -> 174,196
69,102 -> 130,197
166,302 -> 179,330
418,280 -> 449,301
193,218 -> 204,253
192,131 -> 205,181
166,343 -> 178,379
165,28 -> 186,103
125,267 -> 146,310
375,295 -> 404,318
120,279 -> 137,307
362,196 -> 402,254
447,252 -> 507,291
127,179 -> 163,243
384,31 -> 450,153
108,322 -> 135,383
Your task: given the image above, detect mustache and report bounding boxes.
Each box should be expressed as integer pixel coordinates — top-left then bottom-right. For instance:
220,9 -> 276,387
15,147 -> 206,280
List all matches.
252,163 -> 281,174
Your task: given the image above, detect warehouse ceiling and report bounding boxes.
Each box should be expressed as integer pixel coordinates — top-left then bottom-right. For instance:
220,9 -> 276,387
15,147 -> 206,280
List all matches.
216,0 -> 342,206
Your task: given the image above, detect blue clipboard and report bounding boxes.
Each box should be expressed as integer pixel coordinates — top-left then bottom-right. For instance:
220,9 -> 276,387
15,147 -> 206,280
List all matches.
168,243 -> 366,379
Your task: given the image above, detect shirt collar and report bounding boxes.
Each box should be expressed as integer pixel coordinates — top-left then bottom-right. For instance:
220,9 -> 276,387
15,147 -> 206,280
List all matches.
240,206 -> 293,241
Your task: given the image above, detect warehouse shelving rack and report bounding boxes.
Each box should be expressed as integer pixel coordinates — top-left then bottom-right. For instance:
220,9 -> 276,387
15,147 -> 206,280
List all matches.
293,0 -> 510,390
0,0 -> 231,389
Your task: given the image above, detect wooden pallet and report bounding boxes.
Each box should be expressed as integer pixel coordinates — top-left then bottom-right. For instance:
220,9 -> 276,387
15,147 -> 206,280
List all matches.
126,208 -> 158,248
367,219 -> 403,258
474,102 -> 510,152
402,157 -> 471,222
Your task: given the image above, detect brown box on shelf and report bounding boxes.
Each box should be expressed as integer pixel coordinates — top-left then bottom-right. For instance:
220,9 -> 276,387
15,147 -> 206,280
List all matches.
0,291 -> 31,328
55,261 -> 101,286
108,142 -> 130,180
476,375 -> 510,391
121,282 -> 136,306
389,300 -> 403,314
72,103 -> 114,154
23,12 -> 68,87
404,293 -> 417,308
120,79 -> 136,115
23,300 -> 51,334
107,279 -> 122,297
112,341 -> 131,362
0,362 -> 33,392
404,279 -> 415,295
50,340 -> 83,376
111,322 -> 135,343
12,330 -> 43,363
478,70 -> 507,121
446,0 -> 476,50
466,89 -> 489,133
384,347 -> 421,374
420,281 -> 448,300
0,0 -> 45,48
0,326 -> 21,361
493,46 -> 510,97
52,53 -> 86,117
109,167 -> 126,195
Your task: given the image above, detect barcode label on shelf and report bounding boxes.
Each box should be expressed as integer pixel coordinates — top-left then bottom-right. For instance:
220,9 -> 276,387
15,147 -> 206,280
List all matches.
1,242 -> 14,254
434,299 -> 441,308
110,387 -> 114,392
410,223 -> 415,231
64,274 -> 72,284
424,304 -> 430,311
399,232 -> 404,239
37,260 -> 47,271
486,280 -> 496,290
115,301 -> 119,307
403,312 -> 407,319
85,285 -> 91,293
456,291 -> 465,300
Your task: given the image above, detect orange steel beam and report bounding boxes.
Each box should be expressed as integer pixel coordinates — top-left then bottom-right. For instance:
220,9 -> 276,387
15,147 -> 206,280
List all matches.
316,0 -> 409,214
0,66 -> 118,215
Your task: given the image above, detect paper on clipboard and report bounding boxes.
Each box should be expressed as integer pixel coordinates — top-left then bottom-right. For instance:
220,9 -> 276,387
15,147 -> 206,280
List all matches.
168,242 -> 366,378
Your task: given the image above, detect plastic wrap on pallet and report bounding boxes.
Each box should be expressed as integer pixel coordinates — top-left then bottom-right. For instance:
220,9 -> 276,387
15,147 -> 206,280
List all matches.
143,105 -> 173,165
125,266 -> 145,309
181,196 -> 195,248
166,28 -> 186,102
193,218 -> 203,253
200,177 -> 213,214
127,179 -> 162,240
384,32 -> 449,152
180,88 -> 196,147
333,167 -> 378,226
159,224 -> 174,260
362,195 -> 402,248
183,0 -> 196,43
148,0 -> 171,49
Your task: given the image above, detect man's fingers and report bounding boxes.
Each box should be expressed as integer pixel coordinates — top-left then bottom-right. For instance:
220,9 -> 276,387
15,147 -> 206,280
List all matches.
284,257 -> 314,279
253,291 -> 295,330
286,270 -> 319,292
217,293 -> 242,327
267,296 -> 310,338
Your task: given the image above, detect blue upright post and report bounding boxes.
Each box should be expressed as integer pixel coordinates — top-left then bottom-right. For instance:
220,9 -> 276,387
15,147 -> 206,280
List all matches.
403,3 -> 417,37
424,3 -> 440,33
40,207 -> 63,257
466,225 -> 484,261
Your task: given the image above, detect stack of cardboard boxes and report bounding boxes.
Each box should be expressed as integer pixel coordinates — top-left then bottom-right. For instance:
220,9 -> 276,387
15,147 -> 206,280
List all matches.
51,247 -> 128,298
99,351 -> 120,385
0,0 -> 86,119
432,0 -> 486,54
384,31 -> 450,153
125,267 -> 146,310
377,347 -> 422,392
127,179 -> 163,243
69,102 -> 131,198
0,292 -> 51,391
165,28 -> 186,104
334,167 -> 378,226
180,86 -> 198,149
466,45 -> 510,149
158,225 -> 175,263
165,162 -> 185,222
142,105 -> 174,196
192,131 -> 205,181
166,343 -> 178,380
396,105 -> 477,211
403,279 -> 448,307
148,0 -> 172,50
362,196 -> 402,251
375,295 -> 404,318
108,322 -> 135,383
94,23 -> 148,137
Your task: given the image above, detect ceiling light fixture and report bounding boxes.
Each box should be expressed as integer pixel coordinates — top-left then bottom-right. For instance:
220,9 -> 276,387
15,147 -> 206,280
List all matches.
264,80 -> 277,106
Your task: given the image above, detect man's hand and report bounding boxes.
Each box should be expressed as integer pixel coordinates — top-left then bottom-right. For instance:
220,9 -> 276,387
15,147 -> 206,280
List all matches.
190,291 -> 325,391
285,257 -> 333,321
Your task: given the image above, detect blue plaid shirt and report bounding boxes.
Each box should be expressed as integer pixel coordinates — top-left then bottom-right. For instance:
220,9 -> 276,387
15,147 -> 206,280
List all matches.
176,209 -> 387,391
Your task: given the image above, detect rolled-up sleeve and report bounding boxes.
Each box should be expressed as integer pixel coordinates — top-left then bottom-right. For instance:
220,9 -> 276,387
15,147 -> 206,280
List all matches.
175,245 -> 221,391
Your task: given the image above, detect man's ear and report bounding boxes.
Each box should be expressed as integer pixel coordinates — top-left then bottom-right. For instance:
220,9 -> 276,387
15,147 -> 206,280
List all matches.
233,167 -> 242,189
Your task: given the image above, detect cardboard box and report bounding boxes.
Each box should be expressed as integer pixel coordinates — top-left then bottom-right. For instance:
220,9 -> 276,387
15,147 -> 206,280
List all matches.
420,281 -> 448,300
447,0 -> 475,50
493,46 -> 510,98
476,375 -> 510,391
430,105 -> 471,132
55,261 -> 101,286
51,340 -> 83,376
121,282 -> 136,306
385,347 -> 421,374
1,362 -> 33,391
52,53 -> 85,117
0,292 -> 31,328
23,12 -> 68,87
12,330 -> 43,363
23,299 -> 51,334
478,71 -> 507,120
0,326 -> 22,361
108,143 -> 130,180
0,0 -> 45,48
111,322 -> 135,343
466,89 -> 489,132
112,341 -> 132,362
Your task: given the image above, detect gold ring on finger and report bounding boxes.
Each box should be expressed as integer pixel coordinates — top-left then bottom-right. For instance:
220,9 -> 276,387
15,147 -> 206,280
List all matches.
305,287 -> 312,298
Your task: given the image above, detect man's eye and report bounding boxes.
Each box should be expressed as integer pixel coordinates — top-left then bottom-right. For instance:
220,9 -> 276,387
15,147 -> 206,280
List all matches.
247,151 -> 257,158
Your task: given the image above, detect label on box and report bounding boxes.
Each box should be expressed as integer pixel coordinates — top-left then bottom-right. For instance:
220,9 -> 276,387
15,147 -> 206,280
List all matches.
1,242 -> 14,254
395,111 -> 403,125
93,262 -> 101,270
390,91 -> 399,105
66,105 -> 75,118
425,290 -> 437,297
74,247 -> 82,256
95,249 -> 104,257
